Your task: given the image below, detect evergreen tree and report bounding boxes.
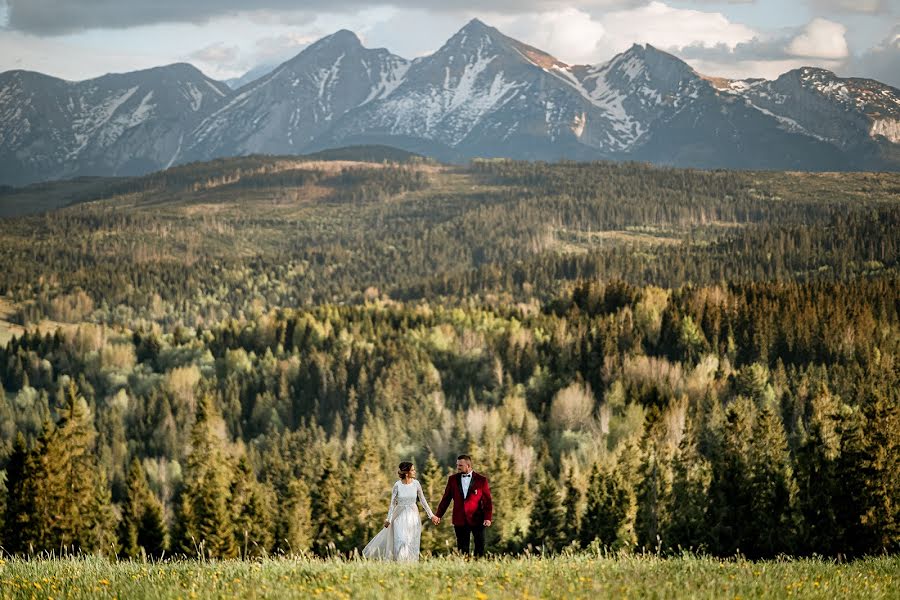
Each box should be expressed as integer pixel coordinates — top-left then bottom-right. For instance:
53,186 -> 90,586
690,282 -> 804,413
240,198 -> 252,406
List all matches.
1,433 -> 38,554
561,468 -> 582,547
273,479 -> 312,555
856,385 -> 900,553
231,457 -> 273,558
22,383 -> 117,554
663,415 -> 712,552
635,409 -> 673,551
120,458 -> 168,558
795,389 -> 845,555
707,396 -> 754,555
747,400 -> 798,558
347,426 -> 391,548
174,392 -> 237,558
526,472 -> 565,554
419,452 -> 455,555
579,462 -> 632,550
310,457 -> 350,556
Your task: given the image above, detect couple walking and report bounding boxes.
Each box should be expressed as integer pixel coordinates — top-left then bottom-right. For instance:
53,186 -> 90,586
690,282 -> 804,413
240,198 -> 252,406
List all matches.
362,454 -> 493,561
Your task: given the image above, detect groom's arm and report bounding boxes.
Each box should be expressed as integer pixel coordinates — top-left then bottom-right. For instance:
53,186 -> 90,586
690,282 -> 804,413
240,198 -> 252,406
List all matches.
482,478 -> 493,524
435,477 -> 453,518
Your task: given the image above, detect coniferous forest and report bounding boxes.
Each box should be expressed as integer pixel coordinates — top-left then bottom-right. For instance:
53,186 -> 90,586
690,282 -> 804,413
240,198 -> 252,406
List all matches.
0,151 -> 897,560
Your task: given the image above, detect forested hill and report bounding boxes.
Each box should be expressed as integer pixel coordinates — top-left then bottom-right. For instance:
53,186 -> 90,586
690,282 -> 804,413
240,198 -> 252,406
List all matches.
0,157 -> 897,559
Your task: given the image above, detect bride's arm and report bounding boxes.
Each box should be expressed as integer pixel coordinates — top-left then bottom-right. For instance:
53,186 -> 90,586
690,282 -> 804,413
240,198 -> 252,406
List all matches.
384,482 -> 398,527
416,480 -> 435,519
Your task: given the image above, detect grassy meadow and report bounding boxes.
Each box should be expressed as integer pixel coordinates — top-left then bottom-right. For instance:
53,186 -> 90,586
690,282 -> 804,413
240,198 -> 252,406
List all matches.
1,555 -> 898,600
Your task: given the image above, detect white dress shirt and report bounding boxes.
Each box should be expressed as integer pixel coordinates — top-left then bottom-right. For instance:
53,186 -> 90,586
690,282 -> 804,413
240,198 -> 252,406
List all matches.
461,472 -> 473,497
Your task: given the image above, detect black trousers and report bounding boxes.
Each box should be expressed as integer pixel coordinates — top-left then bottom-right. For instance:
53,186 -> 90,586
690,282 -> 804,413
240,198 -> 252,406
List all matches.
454,524 -> 485,557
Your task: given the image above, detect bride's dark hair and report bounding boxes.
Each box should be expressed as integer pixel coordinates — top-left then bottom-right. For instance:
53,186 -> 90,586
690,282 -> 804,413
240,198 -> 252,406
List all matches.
398,461 -> 414,479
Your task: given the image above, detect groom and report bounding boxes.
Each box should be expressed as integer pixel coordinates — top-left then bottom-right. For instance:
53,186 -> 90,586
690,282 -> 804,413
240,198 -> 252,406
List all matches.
433,454 -> 493,557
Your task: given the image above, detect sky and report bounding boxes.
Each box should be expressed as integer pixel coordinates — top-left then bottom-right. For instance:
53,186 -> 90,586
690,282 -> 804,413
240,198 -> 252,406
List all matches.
0,0 -> 897,87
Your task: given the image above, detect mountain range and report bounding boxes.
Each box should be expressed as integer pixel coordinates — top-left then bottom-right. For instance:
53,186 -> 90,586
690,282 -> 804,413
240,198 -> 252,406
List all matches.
1,19 -> 899,186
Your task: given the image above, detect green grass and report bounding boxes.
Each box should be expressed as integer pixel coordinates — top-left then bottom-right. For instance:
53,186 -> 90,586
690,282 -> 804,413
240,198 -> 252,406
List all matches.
1,555 -> 897,599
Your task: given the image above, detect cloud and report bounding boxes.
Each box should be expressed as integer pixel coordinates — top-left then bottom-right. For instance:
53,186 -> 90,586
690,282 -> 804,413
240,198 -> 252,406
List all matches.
787,18 -> 848,59
484,8 -> 607,63
3,0 -> 643,35
595,1 -> 756,56
810,0 -> 893,14
672,17 -> 899,87
188,43 -> 239,65
253,33 -> 319,63
844,25 -> 900,87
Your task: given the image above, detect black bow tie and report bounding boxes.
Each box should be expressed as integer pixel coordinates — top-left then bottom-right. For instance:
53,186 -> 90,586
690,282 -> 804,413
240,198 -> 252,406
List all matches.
461,474 -> 471,478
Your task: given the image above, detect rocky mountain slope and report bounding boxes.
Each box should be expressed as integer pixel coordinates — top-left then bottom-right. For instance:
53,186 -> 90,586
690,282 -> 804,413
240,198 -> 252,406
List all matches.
1,19 -> 898,185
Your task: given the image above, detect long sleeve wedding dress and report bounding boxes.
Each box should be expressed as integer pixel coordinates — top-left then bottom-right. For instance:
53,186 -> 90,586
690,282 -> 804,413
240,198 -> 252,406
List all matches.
362,479 -> 434,561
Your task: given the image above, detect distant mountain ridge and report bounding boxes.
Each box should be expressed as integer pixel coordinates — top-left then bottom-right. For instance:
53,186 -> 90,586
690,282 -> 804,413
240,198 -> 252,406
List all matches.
1,19 -> 898,185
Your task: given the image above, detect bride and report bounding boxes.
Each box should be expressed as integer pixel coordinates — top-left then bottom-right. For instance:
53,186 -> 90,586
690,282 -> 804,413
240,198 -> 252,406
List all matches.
362,462 -> 436,561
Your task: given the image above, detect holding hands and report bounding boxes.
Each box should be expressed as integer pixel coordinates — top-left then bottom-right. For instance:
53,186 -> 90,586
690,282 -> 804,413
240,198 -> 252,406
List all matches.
431,515 -> 441,525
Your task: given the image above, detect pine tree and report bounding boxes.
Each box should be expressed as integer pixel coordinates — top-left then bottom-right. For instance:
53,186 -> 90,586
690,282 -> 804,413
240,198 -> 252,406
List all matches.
856,385 -> 900,553
231,457 -> 273,558
24,383 -> 117,554
580,463 -> 630,549
707,396 -> 754,556
795,389 -> 845,555
174,392 -> 237,558
119,458 -> 167,558
480,442 -> 530,553
663,415 -> 712,552
635,408 -> 673,551
747,400 -> 798,558
526,472 -> 565,554
1,433 -> 38,554
347,426 -> 391,549
273,478 -> 312,555
310,456 -> 350,556
561,468 -> 582,547
419,453 -> 455,555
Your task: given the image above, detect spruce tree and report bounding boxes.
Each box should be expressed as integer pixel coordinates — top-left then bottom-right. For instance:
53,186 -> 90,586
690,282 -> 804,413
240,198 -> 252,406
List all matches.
273,478 -> 312,555
1,433 -> 38,554
663,415 -> 712,552
856,385 -> 900,553
348,426 -> 391,548
310,456 -> 350,556
119,458 -> 167,558
561,468 -> 582,547
526,472 -> 565,554
747,400 -> 798,558
26,383 -> 116,554
707,396 -> 754,556
580,463 -> 630,549
795,389 -> 844,555
174,392 -> 237,558
231,457 -> 273,558
419,453 -> 455,555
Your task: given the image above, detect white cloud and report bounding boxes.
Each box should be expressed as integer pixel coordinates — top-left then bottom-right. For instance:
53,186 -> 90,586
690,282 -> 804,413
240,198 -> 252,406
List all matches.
688,57 -> 844,81
787,18 -> 848,59
188,43 -> 239,65
810,0 -> 892,14
484,8 -> 607,63
596,1 -> 756,57
844,25 -> 899,87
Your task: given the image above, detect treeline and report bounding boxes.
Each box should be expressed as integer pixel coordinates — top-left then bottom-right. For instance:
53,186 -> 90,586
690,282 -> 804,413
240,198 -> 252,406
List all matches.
1,278 -> 897,558
0,161 -> 897,331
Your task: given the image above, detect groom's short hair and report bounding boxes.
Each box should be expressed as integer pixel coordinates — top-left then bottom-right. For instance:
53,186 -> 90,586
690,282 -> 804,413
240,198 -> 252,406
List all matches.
457,454 -> 472,464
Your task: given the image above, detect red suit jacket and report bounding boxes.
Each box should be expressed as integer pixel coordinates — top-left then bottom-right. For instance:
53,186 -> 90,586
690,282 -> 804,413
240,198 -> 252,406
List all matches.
436,472 -> 493,526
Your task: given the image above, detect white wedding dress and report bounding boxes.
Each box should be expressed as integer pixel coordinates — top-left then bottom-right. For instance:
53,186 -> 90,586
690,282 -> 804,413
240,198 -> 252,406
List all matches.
362,479 -> 434,562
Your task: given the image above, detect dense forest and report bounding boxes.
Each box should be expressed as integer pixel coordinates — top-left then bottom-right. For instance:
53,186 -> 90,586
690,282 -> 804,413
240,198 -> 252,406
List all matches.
0,155 -> 897,559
